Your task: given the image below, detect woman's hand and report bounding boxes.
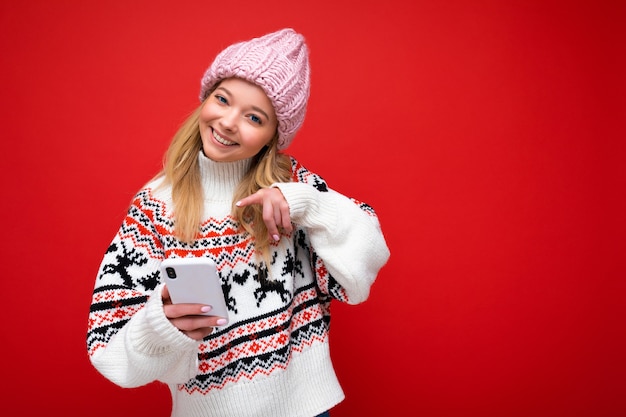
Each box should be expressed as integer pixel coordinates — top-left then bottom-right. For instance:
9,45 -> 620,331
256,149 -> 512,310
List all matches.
236,187 -> 292,241
162,285 -> 227,341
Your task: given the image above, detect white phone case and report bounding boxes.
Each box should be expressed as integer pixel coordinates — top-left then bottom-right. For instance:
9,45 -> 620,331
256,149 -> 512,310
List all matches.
160,257 -> 229,323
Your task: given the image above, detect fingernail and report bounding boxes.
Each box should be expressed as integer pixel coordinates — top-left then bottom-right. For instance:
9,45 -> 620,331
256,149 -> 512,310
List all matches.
235,201 -> 242,207
201,306 -> 212,313
216,318 -> 228,326
273,234 -> 280,241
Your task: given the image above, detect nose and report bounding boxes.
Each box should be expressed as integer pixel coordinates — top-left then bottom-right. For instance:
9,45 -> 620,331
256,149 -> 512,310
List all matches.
219,108 -> 238,132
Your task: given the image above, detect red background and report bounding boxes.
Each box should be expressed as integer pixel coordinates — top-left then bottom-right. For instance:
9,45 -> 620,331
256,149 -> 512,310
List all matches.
1,0 -> 624,415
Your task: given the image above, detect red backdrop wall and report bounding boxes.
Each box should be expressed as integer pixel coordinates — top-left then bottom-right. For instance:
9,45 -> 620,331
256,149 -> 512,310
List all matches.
1,0 -> 624,415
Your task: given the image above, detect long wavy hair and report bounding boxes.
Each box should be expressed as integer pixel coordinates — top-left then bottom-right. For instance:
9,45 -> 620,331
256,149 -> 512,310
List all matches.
155,88 -> 292,266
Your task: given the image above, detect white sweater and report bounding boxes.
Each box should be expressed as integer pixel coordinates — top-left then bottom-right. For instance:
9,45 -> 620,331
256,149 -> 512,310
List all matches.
87,151 -> 390,417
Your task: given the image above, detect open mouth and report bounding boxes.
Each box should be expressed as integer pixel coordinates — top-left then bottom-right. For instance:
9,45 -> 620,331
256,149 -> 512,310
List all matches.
213,129 -> 237,146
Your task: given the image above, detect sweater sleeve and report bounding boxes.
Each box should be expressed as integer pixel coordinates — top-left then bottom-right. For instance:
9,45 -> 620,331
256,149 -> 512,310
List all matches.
86,188 -> 199,387
272,158 -> 390,304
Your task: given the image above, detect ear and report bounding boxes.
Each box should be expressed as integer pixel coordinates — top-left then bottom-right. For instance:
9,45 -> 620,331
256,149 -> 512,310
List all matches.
265,131 -> 279,148
256,133 -> 278,160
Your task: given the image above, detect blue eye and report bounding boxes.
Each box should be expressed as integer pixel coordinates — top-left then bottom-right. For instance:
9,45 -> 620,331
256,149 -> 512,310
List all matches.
249,114 -> 262,124
215,95 -> 227,104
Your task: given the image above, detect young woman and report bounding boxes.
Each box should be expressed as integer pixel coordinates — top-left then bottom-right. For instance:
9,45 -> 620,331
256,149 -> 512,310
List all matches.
87,28 -> 390,417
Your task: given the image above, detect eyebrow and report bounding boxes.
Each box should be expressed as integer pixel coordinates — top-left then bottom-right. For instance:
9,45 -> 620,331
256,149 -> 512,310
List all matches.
216,86 -> 272,121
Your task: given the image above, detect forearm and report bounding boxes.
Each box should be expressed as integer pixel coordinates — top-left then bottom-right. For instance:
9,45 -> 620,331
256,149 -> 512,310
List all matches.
89,285 -> 199,387
273,182 -> 390,303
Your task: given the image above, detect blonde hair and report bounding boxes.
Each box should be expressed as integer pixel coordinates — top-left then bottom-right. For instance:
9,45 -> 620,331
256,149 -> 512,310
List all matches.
156,99 -> 292,267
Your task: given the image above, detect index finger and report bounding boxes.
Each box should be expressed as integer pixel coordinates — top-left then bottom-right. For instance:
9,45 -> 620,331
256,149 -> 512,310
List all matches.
235,193 -> 263,208
165,302 -> 220,319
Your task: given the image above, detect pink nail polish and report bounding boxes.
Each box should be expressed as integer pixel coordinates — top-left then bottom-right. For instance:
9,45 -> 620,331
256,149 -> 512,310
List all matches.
216,318 -> 228,326
201,306 -> 212,313
273,234 -> 280,241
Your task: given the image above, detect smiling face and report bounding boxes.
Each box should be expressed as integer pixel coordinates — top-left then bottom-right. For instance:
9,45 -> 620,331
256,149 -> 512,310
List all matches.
199,78 -> 278,162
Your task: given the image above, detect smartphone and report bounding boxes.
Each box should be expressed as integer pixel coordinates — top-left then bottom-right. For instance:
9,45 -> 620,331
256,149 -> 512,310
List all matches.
160,257 -> 229,323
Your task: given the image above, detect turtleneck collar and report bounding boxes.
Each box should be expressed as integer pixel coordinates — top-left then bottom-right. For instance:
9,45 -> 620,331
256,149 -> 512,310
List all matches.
198,151 -> 253,202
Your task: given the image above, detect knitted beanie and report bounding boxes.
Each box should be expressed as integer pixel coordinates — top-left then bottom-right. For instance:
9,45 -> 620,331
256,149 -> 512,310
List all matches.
199,28 -> 310,150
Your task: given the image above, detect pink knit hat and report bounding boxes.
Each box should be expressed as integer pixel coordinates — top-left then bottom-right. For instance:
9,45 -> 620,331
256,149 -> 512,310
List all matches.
199,28 -> 310,150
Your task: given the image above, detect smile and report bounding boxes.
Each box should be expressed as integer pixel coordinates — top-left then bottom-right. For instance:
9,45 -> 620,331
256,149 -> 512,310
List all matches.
213,129 -> 237,146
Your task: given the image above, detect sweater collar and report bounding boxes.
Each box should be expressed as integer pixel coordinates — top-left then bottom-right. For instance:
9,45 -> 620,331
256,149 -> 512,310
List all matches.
198,151 -> 252,201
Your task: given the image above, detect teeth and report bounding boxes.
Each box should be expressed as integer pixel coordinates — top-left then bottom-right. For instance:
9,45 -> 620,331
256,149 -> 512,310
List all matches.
213,130 -> 236,146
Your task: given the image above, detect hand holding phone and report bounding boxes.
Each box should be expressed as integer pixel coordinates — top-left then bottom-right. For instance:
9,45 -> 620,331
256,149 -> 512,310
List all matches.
160,257 -> 229,324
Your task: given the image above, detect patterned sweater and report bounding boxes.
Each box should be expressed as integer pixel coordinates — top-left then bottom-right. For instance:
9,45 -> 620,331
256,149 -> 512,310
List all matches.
87,151 -> 390,417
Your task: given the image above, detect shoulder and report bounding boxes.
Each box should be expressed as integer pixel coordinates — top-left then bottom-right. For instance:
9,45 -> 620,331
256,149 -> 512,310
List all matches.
146,175 -> 166,190
129,175 -> 171,209
283,154 -> 329,192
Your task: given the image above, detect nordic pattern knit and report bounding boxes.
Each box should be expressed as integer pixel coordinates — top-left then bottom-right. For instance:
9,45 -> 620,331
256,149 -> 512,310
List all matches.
87,152 -> 390,417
